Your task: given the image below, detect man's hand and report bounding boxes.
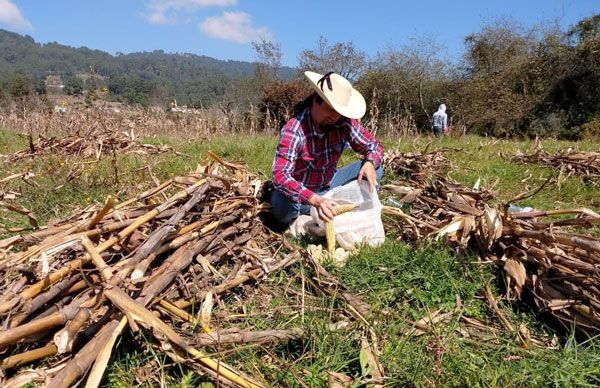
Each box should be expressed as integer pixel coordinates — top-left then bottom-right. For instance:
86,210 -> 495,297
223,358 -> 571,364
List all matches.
358,161 -> 377,192
308,194 -> 338,222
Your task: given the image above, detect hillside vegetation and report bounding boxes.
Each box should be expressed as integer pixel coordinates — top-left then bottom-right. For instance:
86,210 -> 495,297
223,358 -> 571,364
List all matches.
0,28 -> 294,107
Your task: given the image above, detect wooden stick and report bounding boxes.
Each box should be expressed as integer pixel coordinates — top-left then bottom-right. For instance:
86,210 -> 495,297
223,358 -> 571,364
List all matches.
529,217 -> 600,229
138,242 -> 199,305
84,316 -> 128,388
306,253 -> 371,319
510,208 -> 600,219
54,308 -> 92,354
81,195 -> 116,231
506,226 -> 600,255
158,299 -> 197,323
0,304 -> 80,349
129,186 -> 207,280
9,274 -> 81,328
0,342 -> 58,370
47,319 -> 122,388
0,257 -> 85,314
81,237 -> 112,282
382,206 -> 439,230
173,252 -> 299,310
113,179 -> 172,210
506,174 -> 553,204
484,284 -> 514,332
129,219 -> 222,281
0,277 -> 27,318
55,196 -> 117,238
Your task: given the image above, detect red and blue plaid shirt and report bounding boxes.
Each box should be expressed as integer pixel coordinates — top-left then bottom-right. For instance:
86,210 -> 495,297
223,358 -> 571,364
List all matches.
272,107 -> 384,204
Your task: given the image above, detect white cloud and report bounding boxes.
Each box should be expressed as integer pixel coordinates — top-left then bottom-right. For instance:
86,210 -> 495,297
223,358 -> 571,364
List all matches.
145,0 -> 236,25
0,0 -> 32,30
200,11 -> 271,44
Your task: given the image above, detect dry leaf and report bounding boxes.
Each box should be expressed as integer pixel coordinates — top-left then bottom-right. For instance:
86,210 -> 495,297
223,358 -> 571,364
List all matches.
0,201 -> 38,228
504,259 -> 526,294
360,337 -> 384,387
327,371 -> 353,388
436,217 -> 464,240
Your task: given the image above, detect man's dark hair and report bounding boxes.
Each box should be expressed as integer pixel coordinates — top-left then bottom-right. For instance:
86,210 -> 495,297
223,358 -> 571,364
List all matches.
292,92 -> 324,115
291,92 -> 349,131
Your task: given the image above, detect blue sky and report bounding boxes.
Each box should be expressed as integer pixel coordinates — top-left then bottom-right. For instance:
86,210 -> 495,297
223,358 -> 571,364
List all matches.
0,0 -> 598,66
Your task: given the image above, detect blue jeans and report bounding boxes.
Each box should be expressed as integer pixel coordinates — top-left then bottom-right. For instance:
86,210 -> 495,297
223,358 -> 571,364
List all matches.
270,161 -> 383,225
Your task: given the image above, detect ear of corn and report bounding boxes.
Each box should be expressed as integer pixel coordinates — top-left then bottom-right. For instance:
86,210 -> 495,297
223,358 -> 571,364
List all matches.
325,204 -> 358,254
334,204 -> 358,214
325,221 -> 336,254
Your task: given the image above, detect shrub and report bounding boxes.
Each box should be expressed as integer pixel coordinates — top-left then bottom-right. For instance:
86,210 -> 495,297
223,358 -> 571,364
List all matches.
259,79 -> 310,130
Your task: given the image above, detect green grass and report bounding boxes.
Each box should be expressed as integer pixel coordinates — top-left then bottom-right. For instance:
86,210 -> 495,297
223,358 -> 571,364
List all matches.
2,127 -> 600,387
337,243 -> 600,387
2,130 -> 599,229
170,243 -> 600,387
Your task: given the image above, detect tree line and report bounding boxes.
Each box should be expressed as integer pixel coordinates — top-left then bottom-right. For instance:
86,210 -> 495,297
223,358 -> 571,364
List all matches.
0,14 -> 599,138
0,28 -> 294,108
253,14 -> 600,139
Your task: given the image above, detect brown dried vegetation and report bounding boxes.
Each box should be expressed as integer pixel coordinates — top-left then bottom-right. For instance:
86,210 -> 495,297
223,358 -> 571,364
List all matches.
384,150 -> 600,335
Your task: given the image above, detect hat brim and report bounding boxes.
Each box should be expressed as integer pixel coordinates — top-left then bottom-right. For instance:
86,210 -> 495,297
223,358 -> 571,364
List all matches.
304,71 -> 366,120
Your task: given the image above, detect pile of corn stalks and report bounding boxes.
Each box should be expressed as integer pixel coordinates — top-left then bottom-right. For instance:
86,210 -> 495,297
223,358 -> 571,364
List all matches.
2,129 -> 174,163
0,152 -> 377,387
512,147 -> 600,184
0,152 -> 385,387
384,150 -> 600,335
0,151 -> 386,387
383,148 -> 453,183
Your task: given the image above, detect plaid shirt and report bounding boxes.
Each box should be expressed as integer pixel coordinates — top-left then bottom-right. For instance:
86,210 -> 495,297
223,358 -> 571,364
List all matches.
272,107 -> 384,204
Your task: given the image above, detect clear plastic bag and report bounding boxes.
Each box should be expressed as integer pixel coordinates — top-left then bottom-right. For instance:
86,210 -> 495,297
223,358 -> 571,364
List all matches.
311,180 -> 385,250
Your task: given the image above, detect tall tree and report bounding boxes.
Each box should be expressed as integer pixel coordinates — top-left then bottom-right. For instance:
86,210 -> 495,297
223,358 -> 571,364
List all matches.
357,36 -> 449,130
252,37 -> 283,81
568,13 -> 600,44
10,73 -> 31,99
298,36 -> 367,81
64,76 -> 84,96
35,79 -> 47,95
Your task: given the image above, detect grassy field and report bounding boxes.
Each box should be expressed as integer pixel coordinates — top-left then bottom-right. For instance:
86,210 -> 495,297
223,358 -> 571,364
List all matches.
1,128 -> 600,387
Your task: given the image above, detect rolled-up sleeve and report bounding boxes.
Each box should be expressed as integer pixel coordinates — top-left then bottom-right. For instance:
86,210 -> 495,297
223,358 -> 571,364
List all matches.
272,122 -> 314,203
346,119 -> 384,167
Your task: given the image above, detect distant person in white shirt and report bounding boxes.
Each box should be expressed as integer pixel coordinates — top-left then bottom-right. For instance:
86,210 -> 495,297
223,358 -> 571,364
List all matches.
432,104 -> 448,136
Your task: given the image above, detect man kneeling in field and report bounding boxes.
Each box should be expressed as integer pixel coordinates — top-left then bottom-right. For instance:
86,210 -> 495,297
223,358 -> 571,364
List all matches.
271,71 -> 384,225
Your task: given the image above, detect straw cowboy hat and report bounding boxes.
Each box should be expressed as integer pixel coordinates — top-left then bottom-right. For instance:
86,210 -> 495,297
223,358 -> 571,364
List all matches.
304,71 -> 366,119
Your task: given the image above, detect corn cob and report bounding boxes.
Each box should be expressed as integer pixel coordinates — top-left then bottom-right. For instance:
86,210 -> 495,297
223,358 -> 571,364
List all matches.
325,204 -> 358,254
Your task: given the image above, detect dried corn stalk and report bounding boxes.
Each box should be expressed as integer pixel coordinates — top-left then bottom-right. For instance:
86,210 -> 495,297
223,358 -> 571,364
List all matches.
383,149 -> 600,335
512,146 -> 600,184
0,153 -> 305,387
3,130 -> 174,163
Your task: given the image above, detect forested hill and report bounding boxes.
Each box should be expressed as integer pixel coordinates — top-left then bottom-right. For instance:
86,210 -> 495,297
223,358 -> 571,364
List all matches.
0,28 -> 295,106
